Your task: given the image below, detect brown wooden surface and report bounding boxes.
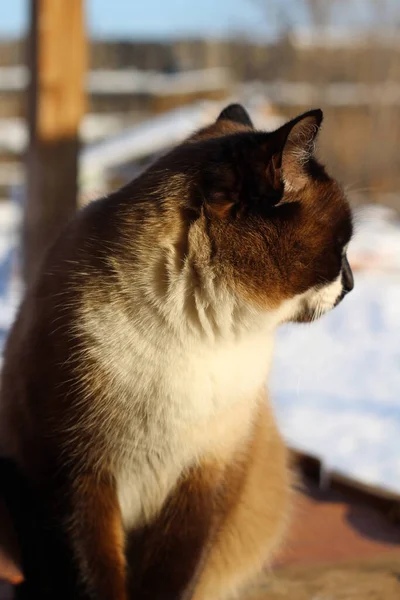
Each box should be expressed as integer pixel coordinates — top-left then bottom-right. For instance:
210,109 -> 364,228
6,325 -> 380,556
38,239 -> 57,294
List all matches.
277,478 -> 400,568
24,0 -> 87,283
245,555 -> 400,600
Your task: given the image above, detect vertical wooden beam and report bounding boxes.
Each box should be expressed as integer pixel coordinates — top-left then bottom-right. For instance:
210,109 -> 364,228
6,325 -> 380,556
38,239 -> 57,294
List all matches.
24,0 -> 87,283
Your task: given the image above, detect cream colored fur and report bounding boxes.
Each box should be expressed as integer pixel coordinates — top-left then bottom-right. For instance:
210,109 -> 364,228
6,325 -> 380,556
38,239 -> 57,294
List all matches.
77,218 -> 344,534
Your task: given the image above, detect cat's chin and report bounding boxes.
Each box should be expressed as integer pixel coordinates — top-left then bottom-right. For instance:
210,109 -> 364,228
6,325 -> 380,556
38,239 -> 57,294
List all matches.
289,274 -> 349,324
292,296 -> 347,323
290,309 -> 318,324
290,305 -> 332,324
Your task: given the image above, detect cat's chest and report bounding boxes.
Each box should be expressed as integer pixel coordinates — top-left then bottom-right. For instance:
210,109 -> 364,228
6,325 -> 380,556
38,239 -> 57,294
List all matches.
113,332 -> 273,459
85,300 -> 274,424
114,331 -> 274,530
134,329 -> 274,424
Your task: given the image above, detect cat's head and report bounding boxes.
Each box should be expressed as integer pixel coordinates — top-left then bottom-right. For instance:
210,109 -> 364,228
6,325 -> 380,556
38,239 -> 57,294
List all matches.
160,104 -> 354,324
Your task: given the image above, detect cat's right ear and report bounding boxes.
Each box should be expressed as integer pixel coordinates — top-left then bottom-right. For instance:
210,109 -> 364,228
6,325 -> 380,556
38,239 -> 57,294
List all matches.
216,104 -> 254,128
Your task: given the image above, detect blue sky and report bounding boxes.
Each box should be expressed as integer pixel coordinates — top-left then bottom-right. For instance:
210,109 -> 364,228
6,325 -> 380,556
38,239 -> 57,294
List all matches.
0,0 -> 281,39
0,1 -> 390,40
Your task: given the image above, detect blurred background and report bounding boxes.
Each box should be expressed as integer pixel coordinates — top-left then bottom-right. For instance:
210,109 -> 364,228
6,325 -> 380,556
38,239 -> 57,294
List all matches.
0,1 -> 400,592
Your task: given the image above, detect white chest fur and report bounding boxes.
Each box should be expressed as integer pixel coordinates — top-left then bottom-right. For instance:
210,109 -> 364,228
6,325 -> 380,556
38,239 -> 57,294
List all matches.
118,330 -> 274,529
83,302 -> 275,530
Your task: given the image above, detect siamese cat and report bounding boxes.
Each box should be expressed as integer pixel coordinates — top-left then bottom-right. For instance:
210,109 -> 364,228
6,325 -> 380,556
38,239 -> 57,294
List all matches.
0,104 -> 353,599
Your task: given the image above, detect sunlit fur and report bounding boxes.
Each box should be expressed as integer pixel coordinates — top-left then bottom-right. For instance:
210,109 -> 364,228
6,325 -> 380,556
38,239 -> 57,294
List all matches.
0,104 -> 353,600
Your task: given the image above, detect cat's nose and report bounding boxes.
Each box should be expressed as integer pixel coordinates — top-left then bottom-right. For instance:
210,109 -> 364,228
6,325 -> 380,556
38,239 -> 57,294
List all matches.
342,255 -> 354,293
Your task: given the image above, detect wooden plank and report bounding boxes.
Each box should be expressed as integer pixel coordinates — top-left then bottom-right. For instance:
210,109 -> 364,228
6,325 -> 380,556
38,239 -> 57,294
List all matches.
245,555 -> 400,600
291,448 -> 400,523
24,0 -> 87,283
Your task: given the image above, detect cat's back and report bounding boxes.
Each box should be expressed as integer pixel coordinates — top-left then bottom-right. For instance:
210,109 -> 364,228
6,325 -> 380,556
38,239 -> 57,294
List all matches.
0,191 -> 149,465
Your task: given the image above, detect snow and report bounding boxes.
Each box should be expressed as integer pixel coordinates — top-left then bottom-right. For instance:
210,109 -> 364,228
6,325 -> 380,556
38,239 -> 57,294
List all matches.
0,66 -> 230,96
245,81 -> 400,107
0,113 -> 138,154
0,192 -> 398,494
0,66 -> 28,92
87,67 -> 231,96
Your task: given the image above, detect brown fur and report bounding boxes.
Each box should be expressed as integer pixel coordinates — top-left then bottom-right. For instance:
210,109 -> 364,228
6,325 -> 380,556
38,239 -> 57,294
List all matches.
0,103 -> 353,599
127,463 -> 222,599
70,472 -> 127,600
126,398 -> 290,600
192,399 -> 292,600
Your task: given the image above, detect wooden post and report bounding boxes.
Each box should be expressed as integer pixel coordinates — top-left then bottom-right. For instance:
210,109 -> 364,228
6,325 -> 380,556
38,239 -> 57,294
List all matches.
24,0 -> 87,284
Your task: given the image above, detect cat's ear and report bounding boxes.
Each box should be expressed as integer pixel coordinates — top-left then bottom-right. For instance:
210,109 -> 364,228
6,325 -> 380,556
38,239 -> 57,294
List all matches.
217,104 -> 254,128
267,109 -> 323,192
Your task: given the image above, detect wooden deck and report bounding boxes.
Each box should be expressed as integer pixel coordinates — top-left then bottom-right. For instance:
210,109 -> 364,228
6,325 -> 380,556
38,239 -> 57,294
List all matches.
246,554 -> 400,600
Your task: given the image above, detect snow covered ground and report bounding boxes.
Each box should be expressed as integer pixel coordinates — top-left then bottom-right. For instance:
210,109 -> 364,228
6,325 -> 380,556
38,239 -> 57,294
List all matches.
0,199 -> 398,494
